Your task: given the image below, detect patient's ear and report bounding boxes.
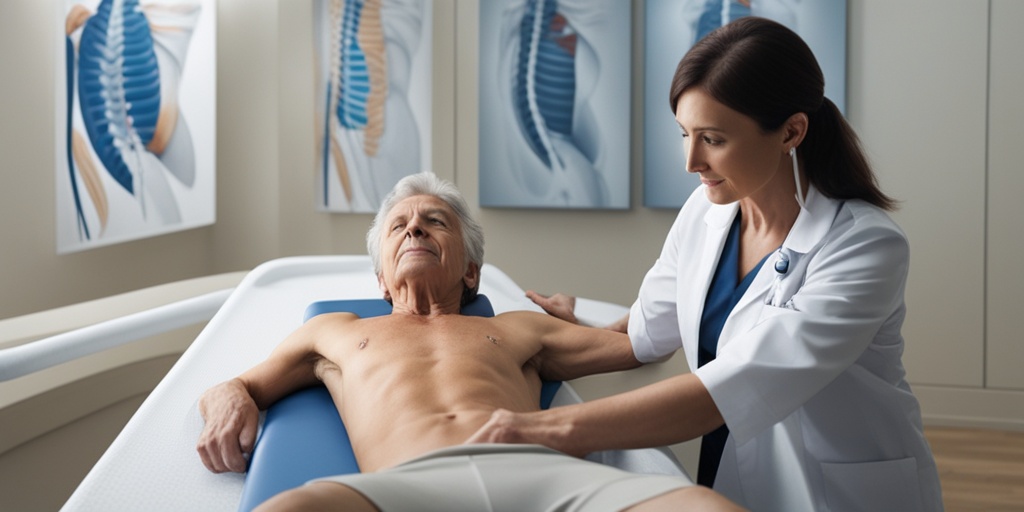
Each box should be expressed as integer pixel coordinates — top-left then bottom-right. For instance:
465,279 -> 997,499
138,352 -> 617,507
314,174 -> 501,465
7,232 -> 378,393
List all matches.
378,274 -> 392,302
463,263 -> 480,291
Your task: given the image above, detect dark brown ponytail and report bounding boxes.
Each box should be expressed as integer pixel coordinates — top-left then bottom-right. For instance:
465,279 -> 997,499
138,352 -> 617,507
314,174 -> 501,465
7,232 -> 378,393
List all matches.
668,17 -> 896,210
803,97 -> 896,210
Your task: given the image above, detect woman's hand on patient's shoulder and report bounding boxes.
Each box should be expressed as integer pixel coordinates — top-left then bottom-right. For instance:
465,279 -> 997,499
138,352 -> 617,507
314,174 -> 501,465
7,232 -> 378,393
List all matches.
526,291 -> 578,324
527,291 -> 630,333
196,378 -> 260,473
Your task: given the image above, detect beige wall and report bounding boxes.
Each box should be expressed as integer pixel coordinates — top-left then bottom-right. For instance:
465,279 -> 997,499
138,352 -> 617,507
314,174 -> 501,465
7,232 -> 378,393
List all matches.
849,1 -> 989,388
2,1 -> 1023,420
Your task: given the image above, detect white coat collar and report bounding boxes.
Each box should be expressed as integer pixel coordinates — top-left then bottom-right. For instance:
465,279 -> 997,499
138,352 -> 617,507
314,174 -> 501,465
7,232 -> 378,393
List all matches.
781,185 -> 841,254
702,197 -> 738,231
701,184 -> 840,255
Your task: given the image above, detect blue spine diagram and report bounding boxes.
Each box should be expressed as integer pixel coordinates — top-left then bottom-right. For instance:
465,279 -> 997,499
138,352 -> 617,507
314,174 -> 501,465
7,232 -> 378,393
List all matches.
494,0 -> 608,207
77,0 -> 161,196
324,0 -> 390,208
514,0 -> 576,170
62,0 -> 205,251
337,1 -> 371,132
318,0 -> 425,212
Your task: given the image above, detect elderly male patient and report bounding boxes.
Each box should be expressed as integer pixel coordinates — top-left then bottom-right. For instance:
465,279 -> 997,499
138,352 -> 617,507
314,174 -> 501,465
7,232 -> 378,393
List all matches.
197,173 -> 740,511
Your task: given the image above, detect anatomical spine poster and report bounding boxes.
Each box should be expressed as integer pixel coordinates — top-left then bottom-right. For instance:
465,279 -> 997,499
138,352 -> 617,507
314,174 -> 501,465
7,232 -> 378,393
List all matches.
58,0 -> 216,253
479,0 -> 631,209
314,0 -> 433,213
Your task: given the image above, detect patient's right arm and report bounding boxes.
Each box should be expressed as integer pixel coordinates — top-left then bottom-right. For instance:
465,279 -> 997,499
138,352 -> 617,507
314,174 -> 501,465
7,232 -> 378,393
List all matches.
196,378 -> 260,473
196,317 -> 339,473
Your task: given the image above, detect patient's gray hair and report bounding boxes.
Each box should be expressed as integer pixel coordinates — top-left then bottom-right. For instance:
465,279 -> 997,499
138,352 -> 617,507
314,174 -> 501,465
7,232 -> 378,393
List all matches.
366,173 -> 485,303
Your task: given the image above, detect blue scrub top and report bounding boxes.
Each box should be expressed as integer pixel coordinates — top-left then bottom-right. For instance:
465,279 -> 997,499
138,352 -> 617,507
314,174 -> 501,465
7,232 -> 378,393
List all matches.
697,214 -> 769,488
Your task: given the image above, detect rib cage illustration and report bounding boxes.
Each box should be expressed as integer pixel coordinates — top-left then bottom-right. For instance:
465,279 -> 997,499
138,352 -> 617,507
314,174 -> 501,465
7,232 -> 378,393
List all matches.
77,0 -> 160,196
333,0 -> 387,154
65,0 -> 203,242
323,0 -> 389,207
503,0 -> 608,207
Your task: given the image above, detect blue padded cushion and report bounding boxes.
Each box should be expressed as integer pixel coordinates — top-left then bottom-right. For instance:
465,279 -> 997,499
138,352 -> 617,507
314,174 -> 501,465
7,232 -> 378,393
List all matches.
237,295 -> 561,511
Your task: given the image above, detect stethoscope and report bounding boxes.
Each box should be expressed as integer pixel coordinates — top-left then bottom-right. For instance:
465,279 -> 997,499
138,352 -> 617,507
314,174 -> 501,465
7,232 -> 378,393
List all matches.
765,148 -> 803,308
765,248 -> 793,308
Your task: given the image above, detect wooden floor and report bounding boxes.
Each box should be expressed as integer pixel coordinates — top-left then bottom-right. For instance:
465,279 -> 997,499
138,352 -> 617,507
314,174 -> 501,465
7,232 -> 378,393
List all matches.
926,426 -> 1024,511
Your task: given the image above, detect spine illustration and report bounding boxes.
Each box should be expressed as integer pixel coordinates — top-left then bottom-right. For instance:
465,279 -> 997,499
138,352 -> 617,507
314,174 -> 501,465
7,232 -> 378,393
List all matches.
325,0 -> 389,206
514,0 -> 576,171
319,0 -> 424,212
501,0 -> 608,207
77,0 -> 161,197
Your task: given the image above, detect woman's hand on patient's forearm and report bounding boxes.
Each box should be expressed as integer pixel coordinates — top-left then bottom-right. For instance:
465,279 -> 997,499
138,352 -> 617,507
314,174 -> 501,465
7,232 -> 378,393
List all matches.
196,378 -> 260,473
526,291 -> 578,324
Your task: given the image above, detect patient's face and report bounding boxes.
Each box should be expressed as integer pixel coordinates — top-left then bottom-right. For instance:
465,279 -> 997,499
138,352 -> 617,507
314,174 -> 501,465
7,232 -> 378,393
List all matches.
379,195 -> 471,296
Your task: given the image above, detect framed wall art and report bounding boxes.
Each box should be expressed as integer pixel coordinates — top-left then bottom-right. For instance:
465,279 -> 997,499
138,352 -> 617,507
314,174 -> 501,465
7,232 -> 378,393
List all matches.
58,0 -> 216,252
314,0 -> 433,213
479,0 -> 631,209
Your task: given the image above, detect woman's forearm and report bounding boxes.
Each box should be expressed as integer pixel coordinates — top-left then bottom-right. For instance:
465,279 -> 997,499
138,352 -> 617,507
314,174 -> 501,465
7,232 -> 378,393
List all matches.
555,373 -> 722,455
469,372 -> 723,456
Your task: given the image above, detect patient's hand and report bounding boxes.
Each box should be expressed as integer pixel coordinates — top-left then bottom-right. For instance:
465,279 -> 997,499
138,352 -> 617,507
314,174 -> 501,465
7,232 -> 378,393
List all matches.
196,378 -> 260,473
526,291 -> 578,324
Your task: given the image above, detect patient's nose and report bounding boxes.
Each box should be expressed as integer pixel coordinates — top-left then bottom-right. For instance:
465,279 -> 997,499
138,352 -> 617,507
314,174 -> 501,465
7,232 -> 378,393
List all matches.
405,218 -> 427,238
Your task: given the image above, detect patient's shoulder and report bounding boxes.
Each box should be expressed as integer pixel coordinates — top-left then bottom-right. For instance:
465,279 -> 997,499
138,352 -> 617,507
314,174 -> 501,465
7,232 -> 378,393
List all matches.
301,312 -> 361,342
305,311 -> 360,326
492,310 -> 549,323
491,310 -> 564,336
303,312 -> 373,361
495,310 -> 576,324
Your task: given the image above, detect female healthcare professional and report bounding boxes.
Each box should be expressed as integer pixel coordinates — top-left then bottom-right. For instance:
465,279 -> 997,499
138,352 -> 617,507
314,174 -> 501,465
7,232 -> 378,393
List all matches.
469,17 -> 943,511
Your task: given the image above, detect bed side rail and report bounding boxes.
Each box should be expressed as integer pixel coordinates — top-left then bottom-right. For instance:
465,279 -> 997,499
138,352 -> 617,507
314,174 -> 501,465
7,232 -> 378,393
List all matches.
0,288 -> 233,382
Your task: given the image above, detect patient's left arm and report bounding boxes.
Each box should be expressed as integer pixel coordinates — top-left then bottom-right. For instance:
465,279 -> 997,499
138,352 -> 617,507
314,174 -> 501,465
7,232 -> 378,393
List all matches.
196,318 -> 330,473
507,311 -> 641,381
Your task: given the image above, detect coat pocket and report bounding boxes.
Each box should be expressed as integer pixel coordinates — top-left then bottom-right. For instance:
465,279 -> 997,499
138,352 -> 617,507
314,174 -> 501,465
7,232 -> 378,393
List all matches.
754,301 -> 798,326
821,457 -> 924,512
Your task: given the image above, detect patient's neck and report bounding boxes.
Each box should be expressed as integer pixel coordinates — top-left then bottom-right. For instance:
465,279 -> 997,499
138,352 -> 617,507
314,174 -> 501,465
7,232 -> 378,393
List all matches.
388,282 -> 462,317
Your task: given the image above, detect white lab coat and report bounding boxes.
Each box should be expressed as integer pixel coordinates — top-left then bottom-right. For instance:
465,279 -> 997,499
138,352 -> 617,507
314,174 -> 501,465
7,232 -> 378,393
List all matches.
629,185 -> 943,511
